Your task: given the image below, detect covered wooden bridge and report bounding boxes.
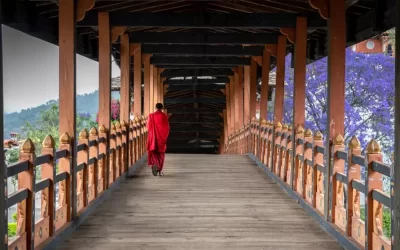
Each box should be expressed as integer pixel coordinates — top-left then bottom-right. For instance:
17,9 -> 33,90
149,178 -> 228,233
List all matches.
0,0 -> 399,250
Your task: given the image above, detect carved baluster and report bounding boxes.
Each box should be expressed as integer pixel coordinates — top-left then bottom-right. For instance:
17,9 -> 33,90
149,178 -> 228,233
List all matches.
38,135 -> 55,244
313,131 -> 325,214
121,120 -> 128,173
273,122 -> 282,174
115,121 -> 122,178
77,129 -> 89,213
109,123 -> 117,183
285,125 -> 293,185
128,120 -> 134,167
331,134 -> 346,230
280,124 -> 288,179
89,127 -> 98,200
347,136 -> 364,245
304,129 -> 313,202
266,121 -> 273,168
58,133 -> 72,222
98,125 -> 108,190
294,125 -> 304,194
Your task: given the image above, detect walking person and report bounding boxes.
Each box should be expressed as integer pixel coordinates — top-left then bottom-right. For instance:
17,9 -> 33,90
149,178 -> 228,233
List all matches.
147,103 -> 170,176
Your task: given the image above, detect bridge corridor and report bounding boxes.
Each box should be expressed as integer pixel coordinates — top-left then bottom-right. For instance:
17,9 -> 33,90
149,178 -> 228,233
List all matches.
59,154 -> 342,250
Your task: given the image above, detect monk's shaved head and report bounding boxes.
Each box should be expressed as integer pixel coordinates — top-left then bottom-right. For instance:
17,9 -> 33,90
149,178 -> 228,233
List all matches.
156,103 -> 164,110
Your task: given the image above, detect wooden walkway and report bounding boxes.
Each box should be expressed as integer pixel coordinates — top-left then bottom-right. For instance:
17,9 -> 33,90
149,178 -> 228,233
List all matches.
59,154 -> 343,250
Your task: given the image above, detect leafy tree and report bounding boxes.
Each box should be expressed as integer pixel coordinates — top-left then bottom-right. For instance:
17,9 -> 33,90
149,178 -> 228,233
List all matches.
5,149 -> 19,190
96,99 -> 120,125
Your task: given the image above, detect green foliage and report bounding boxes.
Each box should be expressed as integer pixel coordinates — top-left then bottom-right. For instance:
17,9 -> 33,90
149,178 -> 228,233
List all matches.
8,223 -> 17,237
360,207 -> 391,238
12,212 -> 17,222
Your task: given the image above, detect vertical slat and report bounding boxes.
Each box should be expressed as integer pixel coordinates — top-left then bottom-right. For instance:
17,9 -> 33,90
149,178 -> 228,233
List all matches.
77,130 -> 89,213
274,36 -> 287,124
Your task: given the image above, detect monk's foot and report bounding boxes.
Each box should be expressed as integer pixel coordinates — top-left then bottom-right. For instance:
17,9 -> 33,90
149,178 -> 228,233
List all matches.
158,171 -> 164,176
151,165 -> 158,176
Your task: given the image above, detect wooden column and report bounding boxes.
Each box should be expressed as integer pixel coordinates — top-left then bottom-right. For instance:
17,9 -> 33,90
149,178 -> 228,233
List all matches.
223,109 -> 228,150
154,66 -> 159,104
149,65 -> 154,112
226,83 -> 231,136
236,67 -> 244,129
324,0 -> 346,222
293,17 -> 307,128
244,64 -> 251,124
250,58 -> 258,119
132,44 -> 142,117
229,76 -> 236,134
120,34 -> 130,125
260,50 -> 270,120
143,54 -> 151,115
274,36 -> 287,124
393,0 -> 400,247
98,12 -> 111,130
59,0 -> 77,221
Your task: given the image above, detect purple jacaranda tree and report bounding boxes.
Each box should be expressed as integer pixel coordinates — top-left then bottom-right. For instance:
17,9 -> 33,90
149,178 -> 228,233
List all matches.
266,49 -> 395,157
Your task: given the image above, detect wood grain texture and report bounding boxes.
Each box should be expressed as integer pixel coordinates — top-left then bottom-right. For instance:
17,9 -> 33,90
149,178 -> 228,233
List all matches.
58,154 -> 343,250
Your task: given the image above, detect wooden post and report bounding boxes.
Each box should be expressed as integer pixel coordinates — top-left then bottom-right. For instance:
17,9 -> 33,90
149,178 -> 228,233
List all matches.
250,58 -> 257,119
274,36 -> 287,124
229,77 -> 236,135
393,0 -> 400,247
89,127 -> 99,200
225,83 -> 231,136
143,54 -> 151,115
244,64 -> 250,125
154,66 -> 159,105
236,66 -> 244,130
120,34 -> 130,129
77,129 -> 89,214
149,65 -> 154,112
223,109 -> 228,149
260,50 -> 270,120
57,133 -> 72,231
132,44 -> 142,117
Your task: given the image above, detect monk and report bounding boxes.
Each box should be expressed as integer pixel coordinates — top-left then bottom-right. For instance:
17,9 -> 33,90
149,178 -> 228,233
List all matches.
147,103 -> 170,176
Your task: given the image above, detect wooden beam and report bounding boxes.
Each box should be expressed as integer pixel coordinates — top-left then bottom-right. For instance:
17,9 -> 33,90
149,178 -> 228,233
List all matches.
167,108 -> 222,114
129,32 -> 279,45
167,84 -> 225,91
79,12 -> 327,28
151,56 -> 251,66
260,49 -> 270,120
170,128 -> 221,133
161,69 -> 233,78
164,77 -> 230,85
164,98 -> 226,104
142,45 -> 264,56
0,7 -> 5,249
274,36 -> 287,123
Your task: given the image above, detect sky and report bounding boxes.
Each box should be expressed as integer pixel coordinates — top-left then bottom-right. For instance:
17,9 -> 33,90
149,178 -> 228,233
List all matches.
2,25 -> 121,113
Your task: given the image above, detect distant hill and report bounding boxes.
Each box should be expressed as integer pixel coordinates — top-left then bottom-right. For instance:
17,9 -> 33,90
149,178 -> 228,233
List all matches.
4,91 -> 99,138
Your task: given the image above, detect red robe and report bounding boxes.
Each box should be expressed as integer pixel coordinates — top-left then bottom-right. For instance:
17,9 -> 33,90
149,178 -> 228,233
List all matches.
147,110 -> 170,171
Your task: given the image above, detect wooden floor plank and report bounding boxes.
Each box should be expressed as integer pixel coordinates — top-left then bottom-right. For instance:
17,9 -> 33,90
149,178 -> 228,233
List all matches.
58,154 -> 343,250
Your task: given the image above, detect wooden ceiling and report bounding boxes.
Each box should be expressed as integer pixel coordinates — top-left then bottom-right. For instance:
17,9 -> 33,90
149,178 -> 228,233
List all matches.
7,0 -> 395,154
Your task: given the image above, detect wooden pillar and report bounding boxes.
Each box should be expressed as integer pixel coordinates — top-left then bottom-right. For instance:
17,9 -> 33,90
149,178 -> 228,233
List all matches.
0,10 -> 5,248
229,77 -> 235,134
154,66 -> 159,104
293,17 -> 307,128
149,65 -> 154,112
393,0 -> 400,247
244,64 -> 251,124
120,34 -> 130,125
223,109 -> 228,148
324,0 -> 346,222
236,67 -> 244,129
226,83 -> 231,136
260,50 -> 270,120
274,36 -> 287,123
250,58 -> 258,119
143,55 -> 151,115
132,44 -> 142,117
59,0 -> 77,220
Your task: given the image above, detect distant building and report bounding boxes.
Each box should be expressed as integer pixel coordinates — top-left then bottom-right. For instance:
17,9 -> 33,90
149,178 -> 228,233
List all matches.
4,133 -> 20,151
352,31 -> 394,57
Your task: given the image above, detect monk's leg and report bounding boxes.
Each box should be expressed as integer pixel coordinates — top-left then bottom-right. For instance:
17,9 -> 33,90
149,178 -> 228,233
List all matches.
148,151 -> 158,176
158,152 -> 166,176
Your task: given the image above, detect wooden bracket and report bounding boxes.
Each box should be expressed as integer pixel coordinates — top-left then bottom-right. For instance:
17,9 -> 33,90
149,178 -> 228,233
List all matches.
142,54 -> 152,63
111,26 -> 126,43
252,56 -> 262,66
130,43 -> 141,56
279,28 -> 296,44
309,0 -> 329,20
265,44 -> 277,57
76,0 -> 95,22
231,67 -> 238,73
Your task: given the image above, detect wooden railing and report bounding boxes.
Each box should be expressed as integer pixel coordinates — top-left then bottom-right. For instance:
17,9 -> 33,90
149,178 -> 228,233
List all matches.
226,118 -> 393,250
5,116 -> 148,250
